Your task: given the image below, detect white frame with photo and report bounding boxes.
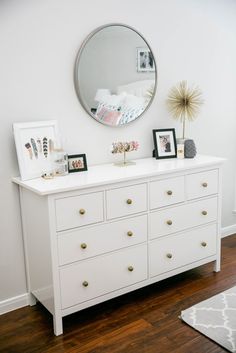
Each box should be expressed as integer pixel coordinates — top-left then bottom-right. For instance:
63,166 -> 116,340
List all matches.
137,47 -> 155,72
153,128 -> 177,159
13,120 -> 60,181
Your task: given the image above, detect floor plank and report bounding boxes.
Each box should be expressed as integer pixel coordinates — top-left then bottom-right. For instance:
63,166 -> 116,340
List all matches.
1,235 -> 236,353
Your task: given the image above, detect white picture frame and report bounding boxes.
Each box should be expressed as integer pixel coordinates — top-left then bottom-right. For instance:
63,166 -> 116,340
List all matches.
137,47 -> 155,72
13,120 -> 60,181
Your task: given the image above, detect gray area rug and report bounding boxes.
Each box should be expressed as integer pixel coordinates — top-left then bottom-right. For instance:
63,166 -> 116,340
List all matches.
181,286 -> 236,352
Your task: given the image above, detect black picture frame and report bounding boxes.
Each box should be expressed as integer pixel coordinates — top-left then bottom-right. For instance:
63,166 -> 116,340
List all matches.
153,128 -> 177,159
68,154 -> 88,173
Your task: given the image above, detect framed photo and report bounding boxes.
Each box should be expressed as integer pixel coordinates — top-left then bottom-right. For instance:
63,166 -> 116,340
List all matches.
153,128 -> 177,159
137,47 -> 155,72
13,120 -> 60,181
68,154 -> 87,173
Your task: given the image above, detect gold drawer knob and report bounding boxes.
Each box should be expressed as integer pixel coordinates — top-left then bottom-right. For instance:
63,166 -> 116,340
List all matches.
202,182 -> 208,188
128,266 -> 134,272
166,220 -> 173,226
127,231 -> 133,237
167,190 -> 173,196
82,281 -> 89,287
201,241 -> 207,247
126,199 -> 132,205
79,208 -> 86,215
166,253 -> 173,259
202,210 -> 208,216
80,243 -> 87,249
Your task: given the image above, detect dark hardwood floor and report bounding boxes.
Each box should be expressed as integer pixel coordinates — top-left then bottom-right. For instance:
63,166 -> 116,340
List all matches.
1,235 -> 236,353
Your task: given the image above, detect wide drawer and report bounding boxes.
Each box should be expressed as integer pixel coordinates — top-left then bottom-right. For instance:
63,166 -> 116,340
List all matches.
59,244 -> 148,309
55,192 -> 104,231
58,214 -> 148,265
149,224 -> 217,277
106,183 -> 147,220
149,176 -> 185,210
186,169 -> 218,200
149,197 -> 217,239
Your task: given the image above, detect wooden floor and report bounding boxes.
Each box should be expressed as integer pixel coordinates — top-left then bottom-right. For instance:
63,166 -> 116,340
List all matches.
1,235 -> 236,353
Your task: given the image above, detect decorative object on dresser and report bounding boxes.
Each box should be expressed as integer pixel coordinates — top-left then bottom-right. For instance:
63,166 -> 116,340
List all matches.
13,120 -> 60,181
184,139 -> 197,158
74,23 -> 157,126
177,143 -> 185,159
12,155 -> 224,335
68,154 -> 87,173
166,80 -> 203,158
52,148 -> 68,176
153,128 -> 177,159
111,141 -> 139,166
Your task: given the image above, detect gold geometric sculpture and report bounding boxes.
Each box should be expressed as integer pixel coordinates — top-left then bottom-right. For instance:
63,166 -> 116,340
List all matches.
167,80 -> 203,139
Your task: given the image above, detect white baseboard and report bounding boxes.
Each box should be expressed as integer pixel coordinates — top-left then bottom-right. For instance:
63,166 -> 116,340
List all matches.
0,293 -> 29,315
221,224 -> 236,238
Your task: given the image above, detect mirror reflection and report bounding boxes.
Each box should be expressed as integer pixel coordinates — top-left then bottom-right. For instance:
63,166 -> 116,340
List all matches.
74,24 -> 157,126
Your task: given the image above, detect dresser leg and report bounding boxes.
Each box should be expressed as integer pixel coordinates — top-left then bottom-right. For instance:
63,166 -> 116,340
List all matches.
214,259 -> 221,272
53,315 -> 63,336
29,293 -> 37,306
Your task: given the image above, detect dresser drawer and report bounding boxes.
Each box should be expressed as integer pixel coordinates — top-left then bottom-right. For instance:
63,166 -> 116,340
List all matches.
186,169 -> 218,200
149,224 -> 217,277
59,244 -> 148,309
150,176 -> 185,210
55,192 -> 104,231
58,215 -> 147,265
149,197 -> 217,239
106,183 -> 147,220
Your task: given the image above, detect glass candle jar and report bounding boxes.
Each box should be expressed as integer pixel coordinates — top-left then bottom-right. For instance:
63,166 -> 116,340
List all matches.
53,149 -> 68,176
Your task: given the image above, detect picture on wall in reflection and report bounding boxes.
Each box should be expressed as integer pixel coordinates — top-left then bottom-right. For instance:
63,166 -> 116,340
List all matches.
137,47 -> 155,72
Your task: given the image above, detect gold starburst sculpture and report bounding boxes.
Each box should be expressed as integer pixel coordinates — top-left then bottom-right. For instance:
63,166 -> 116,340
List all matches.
167,80 -> 203,139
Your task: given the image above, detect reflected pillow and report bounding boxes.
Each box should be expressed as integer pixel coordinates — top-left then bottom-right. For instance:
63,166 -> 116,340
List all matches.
96,106 -> 122,125
123,94 -> 146,110
117,80 -> 155,98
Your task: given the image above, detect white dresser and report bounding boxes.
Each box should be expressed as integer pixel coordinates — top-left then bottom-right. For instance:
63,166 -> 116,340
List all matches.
13,155 -> 224,335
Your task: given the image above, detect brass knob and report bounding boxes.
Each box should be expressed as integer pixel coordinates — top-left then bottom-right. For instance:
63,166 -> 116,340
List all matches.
202,210 -> 208,216
82,281 -> 88,287
202,182 -> 208,188
127,231 -> 133,237
80,243 -> 87,249
79,208 -> 86,215
167,190 -> 173,196
126,199 -> 132,205
128,266 -> 134,272
201,241 -> 207,247
166,220 -> 172,226
166,253 -> 173,259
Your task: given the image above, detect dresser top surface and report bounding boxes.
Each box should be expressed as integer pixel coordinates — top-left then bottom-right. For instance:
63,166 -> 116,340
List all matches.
12,155 -> 225,196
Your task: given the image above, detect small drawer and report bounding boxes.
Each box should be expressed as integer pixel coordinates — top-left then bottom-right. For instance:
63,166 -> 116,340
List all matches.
55,192 -> 104,231
149,197 -> 217,239
150,176 -> 185,209
149,224 -> 217,277
59,244 -> 148,309
106,183 -> 147,220
58,214 -> 148,265
186,169 -> 218,200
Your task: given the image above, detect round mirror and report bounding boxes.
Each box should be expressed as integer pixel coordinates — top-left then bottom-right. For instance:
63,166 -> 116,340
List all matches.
74,24 -> 157,127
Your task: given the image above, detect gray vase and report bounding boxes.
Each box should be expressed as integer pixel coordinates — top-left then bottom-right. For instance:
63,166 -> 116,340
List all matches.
184,139 -> 197,158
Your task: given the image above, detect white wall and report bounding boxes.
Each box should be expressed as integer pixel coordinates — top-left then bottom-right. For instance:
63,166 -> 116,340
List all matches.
0,0 -> 236,302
